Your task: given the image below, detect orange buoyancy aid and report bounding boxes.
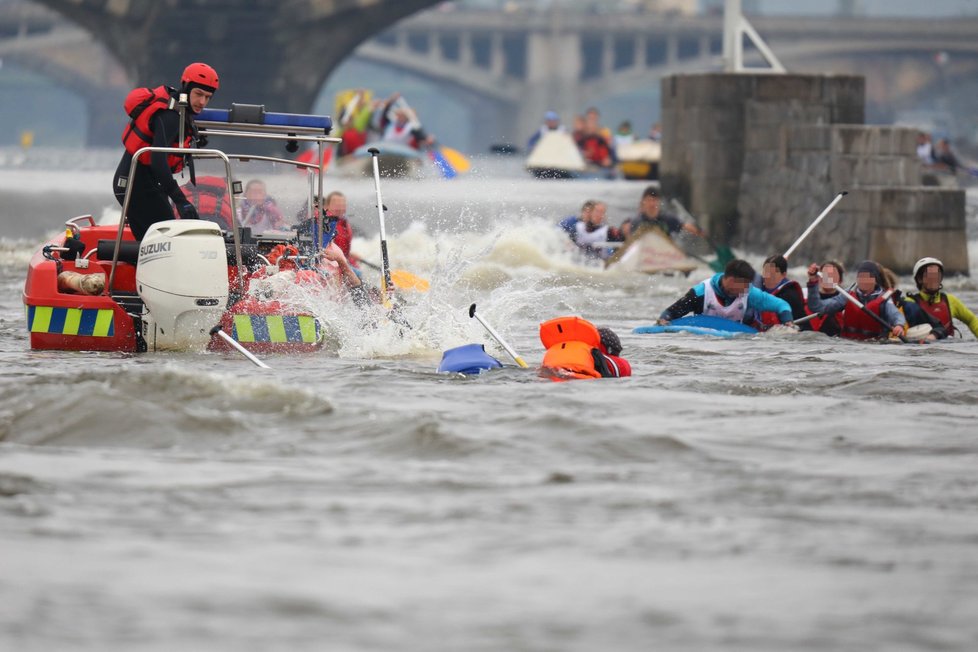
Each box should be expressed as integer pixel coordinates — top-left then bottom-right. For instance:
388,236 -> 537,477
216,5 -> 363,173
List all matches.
178,176 -> 234,228
909,292 -> 954,336
539,316 -> 604,381
121,85 -> 193,172
759,279 -> 803,329
840,294 -> 888,340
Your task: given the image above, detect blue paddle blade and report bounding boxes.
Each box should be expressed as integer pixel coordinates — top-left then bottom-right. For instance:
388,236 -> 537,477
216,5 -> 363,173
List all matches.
428,148 -> 457,179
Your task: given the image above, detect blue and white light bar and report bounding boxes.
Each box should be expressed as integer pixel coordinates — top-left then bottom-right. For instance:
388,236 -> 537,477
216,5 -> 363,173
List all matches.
197,104 -> 332,135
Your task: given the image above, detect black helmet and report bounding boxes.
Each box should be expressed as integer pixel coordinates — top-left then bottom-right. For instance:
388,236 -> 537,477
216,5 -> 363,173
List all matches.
597,327 -> 622,356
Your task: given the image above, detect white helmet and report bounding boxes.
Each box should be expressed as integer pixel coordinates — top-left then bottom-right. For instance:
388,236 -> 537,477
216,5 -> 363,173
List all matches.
913,257 -> 943,288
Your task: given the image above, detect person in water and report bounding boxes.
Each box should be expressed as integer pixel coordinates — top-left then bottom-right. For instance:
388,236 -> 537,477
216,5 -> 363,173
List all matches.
558,200 -> 619,259
294,191 -> 356,264
618,186 -> 701,240
539,316 -> 630,381
113,62 -> 218,240
903,257 -> 978,340
805,260 -> 905,340
757,255 -> 811,330
596,326 -> 631,378
657,259 -> 795,328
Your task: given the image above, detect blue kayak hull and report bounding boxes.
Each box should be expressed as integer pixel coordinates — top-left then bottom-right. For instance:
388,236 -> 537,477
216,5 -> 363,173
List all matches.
633,315 -> 757,337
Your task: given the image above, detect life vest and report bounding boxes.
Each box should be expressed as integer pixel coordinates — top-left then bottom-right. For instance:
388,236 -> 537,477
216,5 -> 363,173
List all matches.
758,279 -> 802,329
539,316 -> 604,381
908,291 -> 954,335
702,278 -> 749,323
178,176 -> 233,228
840,293 -> 888,340
121,85 -> 193,172
577,133 -> 612,166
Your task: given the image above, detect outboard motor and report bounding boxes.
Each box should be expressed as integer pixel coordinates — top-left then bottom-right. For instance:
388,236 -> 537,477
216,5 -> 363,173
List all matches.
136,220 -> 229,350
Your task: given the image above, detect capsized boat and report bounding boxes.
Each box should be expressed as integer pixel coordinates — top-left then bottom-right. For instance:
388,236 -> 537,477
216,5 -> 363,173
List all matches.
603,225 -> 699,275
23,104 -> 343,354
334,141 -> 424,179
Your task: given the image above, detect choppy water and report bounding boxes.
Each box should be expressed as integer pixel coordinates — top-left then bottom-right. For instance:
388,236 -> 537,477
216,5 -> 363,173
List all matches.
2,158 -> 978,651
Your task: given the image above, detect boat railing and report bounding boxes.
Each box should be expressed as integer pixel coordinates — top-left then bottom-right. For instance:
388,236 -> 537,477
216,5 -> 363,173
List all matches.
106,105 -> 340,296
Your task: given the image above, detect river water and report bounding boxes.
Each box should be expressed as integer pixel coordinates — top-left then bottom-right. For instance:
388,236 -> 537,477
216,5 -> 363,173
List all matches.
2,153 -> 978,651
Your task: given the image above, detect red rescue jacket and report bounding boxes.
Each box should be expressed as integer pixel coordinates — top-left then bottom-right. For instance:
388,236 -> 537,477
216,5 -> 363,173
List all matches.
121,85 -> 193,172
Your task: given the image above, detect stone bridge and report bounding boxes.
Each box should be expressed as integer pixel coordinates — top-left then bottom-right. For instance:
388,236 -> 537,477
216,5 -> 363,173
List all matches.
3,0 -> 978,146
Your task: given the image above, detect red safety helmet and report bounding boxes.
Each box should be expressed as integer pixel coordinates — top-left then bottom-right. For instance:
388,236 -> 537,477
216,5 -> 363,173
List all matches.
181,62 -> 219,91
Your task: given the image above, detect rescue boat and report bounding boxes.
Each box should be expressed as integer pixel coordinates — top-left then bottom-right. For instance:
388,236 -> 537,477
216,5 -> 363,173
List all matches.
23,104 -> 341,355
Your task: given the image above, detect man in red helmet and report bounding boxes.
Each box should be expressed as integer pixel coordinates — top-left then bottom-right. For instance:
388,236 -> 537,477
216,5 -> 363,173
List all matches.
112,62 -> 219,239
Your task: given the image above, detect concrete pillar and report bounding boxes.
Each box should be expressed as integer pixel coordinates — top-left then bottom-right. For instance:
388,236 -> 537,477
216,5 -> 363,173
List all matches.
459,31 -> 473,67
666,34 -> 679,65
490,33 -> 505,78
517,29 -> 582,150
603,34 -> 614,75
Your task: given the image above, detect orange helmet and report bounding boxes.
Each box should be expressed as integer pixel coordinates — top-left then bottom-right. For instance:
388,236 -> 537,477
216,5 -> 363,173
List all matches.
181,62 -> 219,92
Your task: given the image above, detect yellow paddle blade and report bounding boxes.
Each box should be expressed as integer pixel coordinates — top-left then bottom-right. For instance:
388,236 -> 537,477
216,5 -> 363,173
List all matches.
439,146 -> 471,174
390,269 -> 430,292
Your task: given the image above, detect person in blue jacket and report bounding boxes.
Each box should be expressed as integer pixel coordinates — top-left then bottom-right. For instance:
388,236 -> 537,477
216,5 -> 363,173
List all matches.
657,259 -> 795,328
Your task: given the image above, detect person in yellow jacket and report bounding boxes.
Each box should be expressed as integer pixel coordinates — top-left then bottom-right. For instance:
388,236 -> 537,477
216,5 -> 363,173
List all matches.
903,257 -> 978,340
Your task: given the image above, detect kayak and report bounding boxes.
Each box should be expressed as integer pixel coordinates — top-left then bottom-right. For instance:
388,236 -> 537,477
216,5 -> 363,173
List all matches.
633,315 -> 757,337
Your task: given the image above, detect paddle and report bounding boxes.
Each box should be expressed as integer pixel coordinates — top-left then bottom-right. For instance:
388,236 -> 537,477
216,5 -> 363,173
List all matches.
469,303 -> 529,368
209,324 -> 271,369
357,258 -> 430,292
666,199 -> 731,271
821,275 -> 907,343
783,191 -> 848,259
367,147 -> 394,309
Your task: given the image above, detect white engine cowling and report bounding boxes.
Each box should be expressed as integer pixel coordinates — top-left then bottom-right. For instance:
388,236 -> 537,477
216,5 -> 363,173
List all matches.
136,220 -> 229,350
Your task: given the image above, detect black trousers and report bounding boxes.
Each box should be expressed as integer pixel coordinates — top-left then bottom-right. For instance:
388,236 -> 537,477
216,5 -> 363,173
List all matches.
113,159 -> 174,241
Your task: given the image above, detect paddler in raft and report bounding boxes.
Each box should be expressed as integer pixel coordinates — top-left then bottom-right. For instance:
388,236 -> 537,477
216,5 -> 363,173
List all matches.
657,259 -> 796,330
804,260 -> 905,340
618,186 -> 701,240
539,317 -> 631,381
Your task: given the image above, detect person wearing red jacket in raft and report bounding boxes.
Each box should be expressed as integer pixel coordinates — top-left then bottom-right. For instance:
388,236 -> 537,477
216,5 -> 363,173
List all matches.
539,316 -> 631,381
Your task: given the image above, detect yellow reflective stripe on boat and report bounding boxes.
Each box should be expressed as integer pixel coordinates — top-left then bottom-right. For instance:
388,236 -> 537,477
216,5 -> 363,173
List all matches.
93,309 -> 114,337
30,305 -> 53,333
265,315 -> 287,343
27,306 -> 115,336
233,314 -> 256,343
298,315 -> 319,343
62,308 -> 83,336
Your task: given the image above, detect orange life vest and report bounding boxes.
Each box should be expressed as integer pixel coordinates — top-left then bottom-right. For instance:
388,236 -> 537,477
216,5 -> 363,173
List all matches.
121,85 -> 193,172
539,316 -> 604,381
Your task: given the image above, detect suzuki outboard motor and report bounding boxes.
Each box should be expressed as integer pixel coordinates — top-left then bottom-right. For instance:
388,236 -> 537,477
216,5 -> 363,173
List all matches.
136,220 -> 229,350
